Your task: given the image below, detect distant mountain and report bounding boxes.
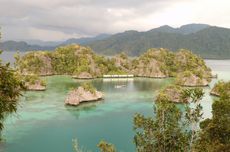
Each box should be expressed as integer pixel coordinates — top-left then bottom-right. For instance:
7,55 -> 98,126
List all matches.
0,41 -> 55,51
61,34 -> 111,45
177,23 -> 210,34
148,24 -> 210,34
25,39 -> 63,47
0,34 -> 111,51
87,24 -> 230,58
24,34 -> 111,46
1,24 -> 230,59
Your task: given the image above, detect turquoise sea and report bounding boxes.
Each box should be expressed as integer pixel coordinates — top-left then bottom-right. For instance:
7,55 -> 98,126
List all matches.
0,56 -> 230,152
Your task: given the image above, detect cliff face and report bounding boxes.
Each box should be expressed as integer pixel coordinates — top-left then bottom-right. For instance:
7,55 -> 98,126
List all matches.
17,45 -> 212,86
174,50 -> 212,86
156,85 -> 188,103
131,49 -> 172,78
111,53 -> 131,73
131,59 -> 167,78
16,51 -> 54,76
176,71 -> 210,87
130,48 -> 211,85
17,44 -> 127,78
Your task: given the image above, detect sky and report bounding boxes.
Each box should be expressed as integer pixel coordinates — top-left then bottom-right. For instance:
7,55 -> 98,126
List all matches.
0,0 -> 230,41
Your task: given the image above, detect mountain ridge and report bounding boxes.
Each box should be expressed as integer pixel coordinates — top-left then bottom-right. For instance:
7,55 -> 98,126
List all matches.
1,23 -> 230,59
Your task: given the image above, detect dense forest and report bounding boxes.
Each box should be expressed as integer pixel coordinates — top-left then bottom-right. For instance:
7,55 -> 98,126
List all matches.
88,25 -> 230,58
1,24 -> 230,59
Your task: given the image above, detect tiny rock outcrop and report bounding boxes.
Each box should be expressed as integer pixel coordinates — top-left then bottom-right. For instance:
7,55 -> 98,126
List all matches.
24,74 -> 46,91
65,86 -> 103,106
25,80 -> 46,91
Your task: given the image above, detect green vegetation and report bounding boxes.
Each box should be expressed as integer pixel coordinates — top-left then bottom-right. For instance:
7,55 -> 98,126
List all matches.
81,82 -> 96,94
51,45 -> 93,75
0,52 -> 25,139
72,83 -> 229,152
195,90 -> 230,151
23,74 -> 46,87
211,80 -> 230,96
2,24 -> 230,59
134,87 -> 204,152
156,85 -> 186,103
135,48 -> 210,77
17,44 -> 127,77
72,139 -> 116,152
97,140 -> 117,152
15,51 -> 52,75
88,25 -> 230,59
174,50 -> 211,86
131,48 -> 211,85
17,45 -> 211,86
0,32 -> 25,139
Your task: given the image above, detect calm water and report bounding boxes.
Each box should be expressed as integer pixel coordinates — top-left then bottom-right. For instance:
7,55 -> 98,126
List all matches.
0,52 -> 230,152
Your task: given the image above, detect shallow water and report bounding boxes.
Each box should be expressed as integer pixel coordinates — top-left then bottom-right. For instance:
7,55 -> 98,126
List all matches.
0,59 -> 230,152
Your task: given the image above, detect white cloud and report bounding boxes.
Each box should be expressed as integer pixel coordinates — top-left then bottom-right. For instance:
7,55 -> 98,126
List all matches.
0,0 -> 229,41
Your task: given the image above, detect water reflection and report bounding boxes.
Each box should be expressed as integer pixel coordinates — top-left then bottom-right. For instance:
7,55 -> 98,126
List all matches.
65,101 -> 104,119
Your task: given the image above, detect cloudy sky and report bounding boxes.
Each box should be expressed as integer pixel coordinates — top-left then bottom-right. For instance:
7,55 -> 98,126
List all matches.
0,0 -> 230,41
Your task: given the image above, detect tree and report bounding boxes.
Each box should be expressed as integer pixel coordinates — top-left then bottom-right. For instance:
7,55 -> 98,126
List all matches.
72,139 -> 116,152
97,140 -> 116,152
133,87 -> 204,152
0,33 -> 25,139
182,88 -> 204,152
195,91 -> 230,152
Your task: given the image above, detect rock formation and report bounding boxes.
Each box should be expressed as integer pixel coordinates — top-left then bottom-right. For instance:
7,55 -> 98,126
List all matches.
17,45 -> 212,87
176,71 -> 210,87
210,81 -> 230,96
25,80 -> 46,91
65,85 -> 103,106
156,85 -> 188,103
23,74 -> 46,91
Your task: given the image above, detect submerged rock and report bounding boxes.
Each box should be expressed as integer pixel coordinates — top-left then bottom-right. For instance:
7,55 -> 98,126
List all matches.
65,86 -> 103,106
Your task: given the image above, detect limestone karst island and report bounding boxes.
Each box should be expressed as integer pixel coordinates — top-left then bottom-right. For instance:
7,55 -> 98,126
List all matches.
0,0 -> 230,152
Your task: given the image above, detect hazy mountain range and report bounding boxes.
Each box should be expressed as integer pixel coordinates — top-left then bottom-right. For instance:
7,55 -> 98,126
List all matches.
1,24 -> 230,59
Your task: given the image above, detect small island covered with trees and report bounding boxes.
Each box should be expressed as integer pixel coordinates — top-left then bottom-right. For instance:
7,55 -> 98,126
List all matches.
0,41 -> 229,152
1,32 -> 228,152
65,82 -> 104,106
15,44 -> 212,88
0,0 -> 230,150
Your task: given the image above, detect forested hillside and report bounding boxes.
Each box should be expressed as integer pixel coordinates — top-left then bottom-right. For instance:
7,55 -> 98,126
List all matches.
88,25 -> 230,58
